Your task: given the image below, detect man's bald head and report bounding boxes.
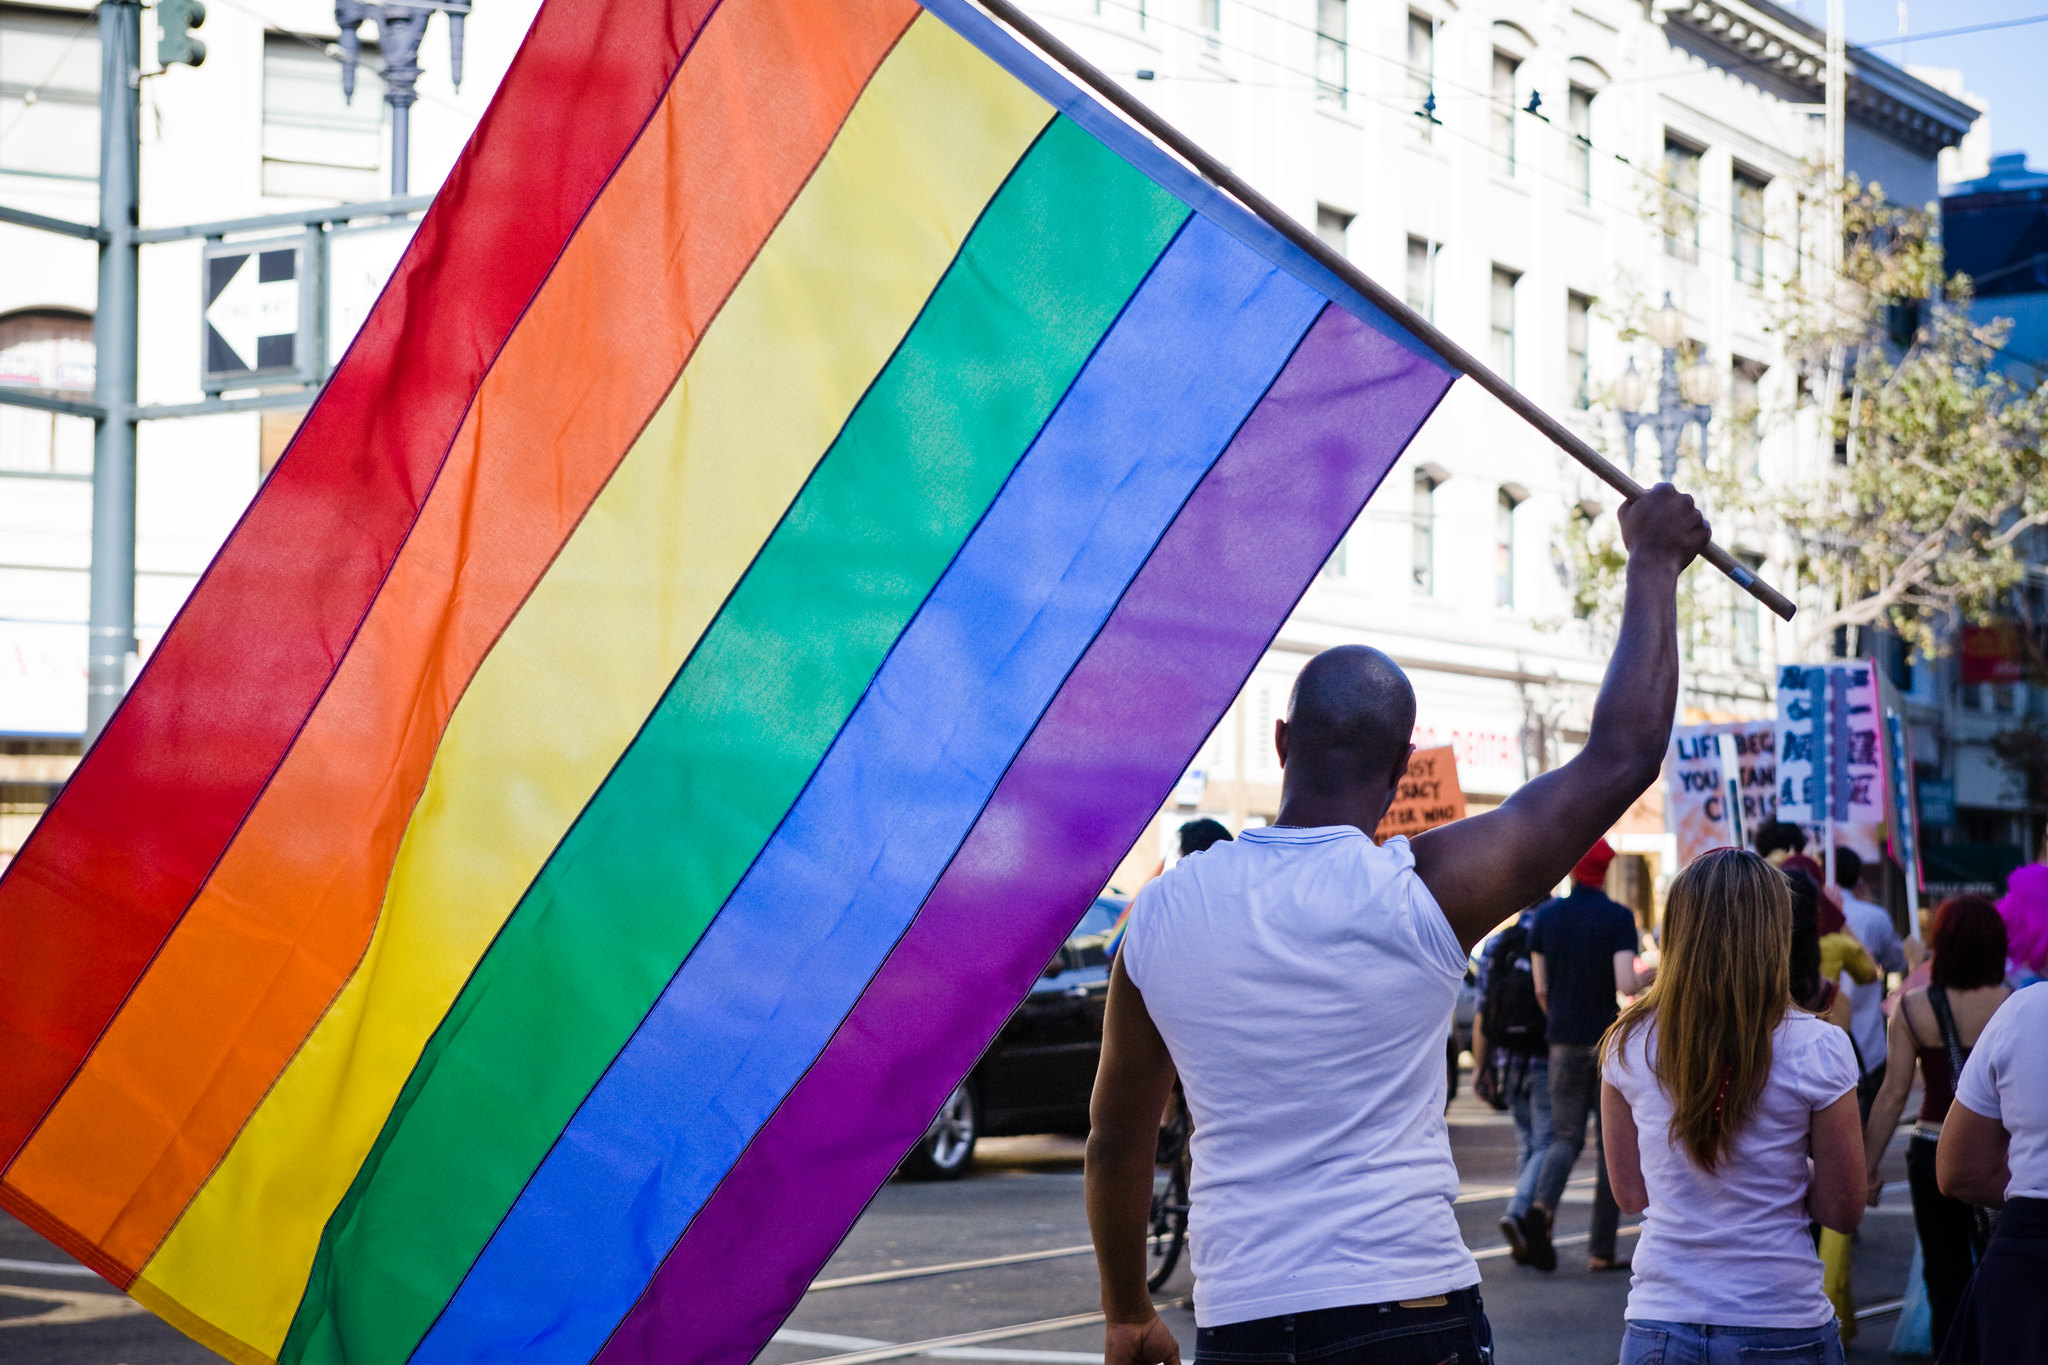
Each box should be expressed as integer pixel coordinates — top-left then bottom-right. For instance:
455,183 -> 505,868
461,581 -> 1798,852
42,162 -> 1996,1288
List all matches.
1280,646 -> 1417,796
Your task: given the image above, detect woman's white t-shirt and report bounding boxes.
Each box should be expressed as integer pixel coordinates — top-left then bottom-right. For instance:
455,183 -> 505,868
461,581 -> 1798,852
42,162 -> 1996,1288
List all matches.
1121,827 -> 1476,1327
1602,1011 -> 1858,1328
1955,981 -> 2048,1200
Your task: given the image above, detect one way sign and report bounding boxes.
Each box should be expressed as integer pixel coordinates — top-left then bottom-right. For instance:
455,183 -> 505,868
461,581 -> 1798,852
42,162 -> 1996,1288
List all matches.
203,237 -> 311,391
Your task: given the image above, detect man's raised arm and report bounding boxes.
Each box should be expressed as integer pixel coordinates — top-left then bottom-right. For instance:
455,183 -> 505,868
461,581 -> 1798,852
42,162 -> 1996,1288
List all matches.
1411,484 -> 1710,950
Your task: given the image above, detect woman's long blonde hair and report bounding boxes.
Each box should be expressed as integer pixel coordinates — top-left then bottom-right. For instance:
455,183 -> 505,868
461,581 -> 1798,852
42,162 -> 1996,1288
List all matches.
1602,847 -> 1792,1171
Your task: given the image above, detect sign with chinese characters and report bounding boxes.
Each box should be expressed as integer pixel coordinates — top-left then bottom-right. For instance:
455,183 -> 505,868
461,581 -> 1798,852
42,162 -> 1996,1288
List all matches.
1375,746 -> 1466,841
1775,663 -> 1884,829
1667,721 -> 1777,865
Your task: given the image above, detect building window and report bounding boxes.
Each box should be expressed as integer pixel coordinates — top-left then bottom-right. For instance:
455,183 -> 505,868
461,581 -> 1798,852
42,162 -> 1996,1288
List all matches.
1316,204 -> 1353,256
1316,0 -> 1347,108
263,33 -> 387,201
0,308 -> 94,476
0,6 -> 99,181
1490,266 -> 1518,384
1496,488 -> 1521,608
1199,0 -> 1220,32
1568,85 -> 1594,204
1730,356 -> 1764,476
1491,52 -> 1519,176
1322,531 -> 1347,579
1663,136 -> 1702,263
1406,235 -> 1435,321
1567,291 -> 1592,410
1733,169 -> 1768,285
1411,469 -> 1438,594
1407,12 -> 1435,141
1733,552 -> 1764,665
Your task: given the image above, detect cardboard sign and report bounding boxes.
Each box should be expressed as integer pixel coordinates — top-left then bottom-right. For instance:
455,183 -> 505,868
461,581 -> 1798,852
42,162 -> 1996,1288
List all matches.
1667,721 -> 1777,866
1376,745 -> 1467,841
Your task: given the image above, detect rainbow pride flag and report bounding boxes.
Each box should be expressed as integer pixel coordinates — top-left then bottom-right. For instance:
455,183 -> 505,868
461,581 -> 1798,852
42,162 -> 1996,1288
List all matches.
0,2 -> 1458,1361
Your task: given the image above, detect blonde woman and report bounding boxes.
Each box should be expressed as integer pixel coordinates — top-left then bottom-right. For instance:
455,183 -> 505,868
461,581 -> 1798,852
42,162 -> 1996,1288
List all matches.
1600,848 -> 1866,1364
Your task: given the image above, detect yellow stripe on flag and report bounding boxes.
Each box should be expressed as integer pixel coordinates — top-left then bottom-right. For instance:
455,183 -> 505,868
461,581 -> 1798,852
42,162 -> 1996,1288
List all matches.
136,16 -> 1052,1357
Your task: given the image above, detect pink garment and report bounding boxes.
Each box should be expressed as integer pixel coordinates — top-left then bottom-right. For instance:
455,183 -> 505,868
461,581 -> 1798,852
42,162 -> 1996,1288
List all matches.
1998,864 -> 2048,976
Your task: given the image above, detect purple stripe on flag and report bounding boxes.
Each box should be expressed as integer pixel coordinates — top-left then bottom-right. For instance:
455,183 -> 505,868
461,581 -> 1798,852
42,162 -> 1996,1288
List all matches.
590,304 -> 1455,1365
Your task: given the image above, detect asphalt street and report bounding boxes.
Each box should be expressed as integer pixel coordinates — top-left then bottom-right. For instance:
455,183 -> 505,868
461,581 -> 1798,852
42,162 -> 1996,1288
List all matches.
1,1066 -> 1926,1365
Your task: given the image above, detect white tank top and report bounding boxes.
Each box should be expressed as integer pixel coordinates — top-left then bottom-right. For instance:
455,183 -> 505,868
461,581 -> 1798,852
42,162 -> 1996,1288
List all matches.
1121,826 -> 1477,1327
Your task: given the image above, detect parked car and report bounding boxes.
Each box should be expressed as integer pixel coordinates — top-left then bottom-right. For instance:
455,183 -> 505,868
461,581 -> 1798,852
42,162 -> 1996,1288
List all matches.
1447,961 -> 1478,1099
900,894 -> 1125,1179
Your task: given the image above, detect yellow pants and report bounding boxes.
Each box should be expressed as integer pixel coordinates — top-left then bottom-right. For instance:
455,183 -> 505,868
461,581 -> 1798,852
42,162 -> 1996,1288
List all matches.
1819,1227 -> 1857,1340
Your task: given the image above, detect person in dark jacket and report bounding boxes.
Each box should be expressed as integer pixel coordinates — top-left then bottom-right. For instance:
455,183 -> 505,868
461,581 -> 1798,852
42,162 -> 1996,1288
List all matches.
1512,838 -> 1653,1272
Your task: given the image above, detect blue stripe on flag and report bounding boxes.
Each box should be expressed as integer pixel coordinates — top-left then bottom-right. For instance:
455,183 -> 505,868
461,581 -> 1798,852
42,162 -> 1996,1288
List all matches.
407,215 -> 1325,1365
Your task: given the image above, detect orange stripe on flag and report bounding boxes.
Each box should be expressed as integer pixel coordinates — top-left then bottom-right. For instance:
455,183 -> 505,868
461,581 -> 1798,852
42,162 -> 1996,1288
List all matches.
1,0 -> 921,1285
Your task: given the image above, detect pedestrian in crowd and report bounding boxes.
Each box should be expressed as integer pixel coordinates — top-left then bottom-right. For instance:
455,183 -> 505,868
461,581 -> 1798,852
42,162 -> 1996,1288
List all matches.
1936,979 -> 2048,1362
1753,819 -> 1807,867
1997,864 -> 2048,988
1086,487 -> 1709,1365
1177,818 -> 1233,858
1510,837 -> 1654,1273
1780,855 -> 1878,1015
1471,904 -> 1552,1255
1108,820 -> 1235,959
1863,896 -> 2013,1357
1784,865 -> 1854,1030
1784,862 -> 1863,1332
1831,847 -> 1907,1116
1601,848 -> 1865,1365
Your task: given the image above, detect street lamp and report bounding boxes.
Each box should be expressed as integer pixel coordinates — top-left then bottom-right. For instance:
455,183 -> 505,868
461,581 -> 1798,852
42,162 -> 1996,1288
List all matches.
336,0 -> 471,196
1616,292 -> 1719,482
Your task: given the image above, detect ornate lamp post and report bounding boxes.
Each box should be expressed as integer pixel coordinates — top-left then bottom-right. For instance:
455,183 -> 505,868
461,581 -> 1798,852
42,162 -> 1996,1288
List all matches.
1614,292 -> 1720,482
335,0 -> 471,196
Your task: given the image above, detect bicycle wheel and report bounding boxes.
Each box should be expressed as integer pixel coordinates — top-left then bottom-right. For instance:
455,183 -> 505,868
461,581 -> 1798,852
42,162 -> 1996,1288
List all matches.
1146,1147 -> 1189,1290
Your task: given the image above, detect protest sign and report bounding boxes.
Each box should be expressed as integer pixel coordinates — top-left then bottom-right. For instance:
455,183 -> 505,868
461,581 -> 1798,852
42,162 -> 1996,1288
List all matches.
1667,721 -> 1777,866
1375,745 -> 1466,841
1776,662 -> 1887,869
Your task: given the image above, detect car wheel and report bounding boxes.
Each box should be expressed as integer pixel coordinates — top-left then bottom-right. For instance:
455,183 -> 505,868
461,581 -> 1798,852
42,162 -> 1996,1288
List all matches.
901,1083 -> 978,1181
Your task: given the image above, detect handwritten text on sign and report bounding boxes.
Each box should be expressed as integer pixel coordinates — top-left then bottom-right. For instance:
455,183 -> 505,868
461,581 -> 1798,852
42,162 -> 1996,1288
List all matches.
1376,745 -> 1467,841
1667,721 -> 1777,866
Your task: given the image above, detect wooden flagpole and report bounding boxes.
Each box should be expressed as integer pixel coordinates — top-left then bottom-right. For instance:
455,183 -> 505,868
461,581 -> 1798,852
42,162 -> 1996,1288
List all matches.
972,0 -> 1797,622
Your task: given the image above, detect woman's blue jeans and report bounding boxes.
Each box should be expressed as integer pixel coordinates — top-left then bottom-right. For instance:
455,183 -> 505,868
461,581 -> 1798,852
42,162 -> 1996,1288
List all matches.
1618,1319 -> 1846,1365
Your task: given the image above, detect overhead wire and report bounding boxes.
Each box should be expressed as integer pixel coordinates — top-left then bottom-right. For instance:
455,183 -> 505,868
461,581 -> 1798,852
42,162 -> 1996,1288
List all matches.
1084,0 -> 1973,339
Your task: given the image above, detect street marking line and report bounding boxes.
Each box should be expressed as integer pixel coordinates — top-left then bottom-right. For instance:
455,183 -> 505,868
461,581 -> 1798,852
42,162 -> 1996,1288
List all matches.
810,1243 -> 1095,1291
775,1332 -> 1104,1365
0,1257 -> 98,1278
807,1178 -> 1606,1292
0,1284 -> 148,1329
1452,1176 -> 1594,1207
783,1310 -> 1108,1365
1472,1223 -> 1641,1263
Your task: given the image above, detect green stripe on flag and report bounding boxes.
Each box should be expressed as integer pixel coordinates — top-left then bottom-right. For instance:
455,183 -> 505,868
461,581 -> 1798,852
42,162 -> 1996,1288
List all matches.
280,115 -> 1188,1365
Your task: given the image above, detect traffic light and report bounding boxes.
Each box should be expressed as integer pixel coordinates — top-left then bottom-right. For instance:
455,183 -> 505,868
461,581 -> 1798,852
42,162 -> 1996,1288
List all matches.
158,0 -> 205,68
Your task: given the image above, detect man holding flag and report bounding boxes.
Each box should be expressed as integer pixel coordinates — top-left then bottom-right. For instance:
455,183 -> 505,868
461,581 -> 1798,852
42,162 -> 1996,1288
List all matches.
1087,484 -> 1711,1365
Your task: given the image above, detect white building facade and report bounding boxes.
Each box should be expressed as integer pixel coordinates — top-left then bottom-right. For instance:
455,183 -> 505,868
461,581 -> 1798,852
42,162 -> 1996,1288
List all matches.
0,0 -> 1981,887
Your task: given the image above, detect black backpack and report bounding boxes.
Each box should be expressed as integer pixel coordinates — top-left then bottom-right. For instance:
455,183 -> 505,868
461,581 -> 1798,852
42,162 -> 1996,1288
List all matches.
1480,923 -> 1547,1057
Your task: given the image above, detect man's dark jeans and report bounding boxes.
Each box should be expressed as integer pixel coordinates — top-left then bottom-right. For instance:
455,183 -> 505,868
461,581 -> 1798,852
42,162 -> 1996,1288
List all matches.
1194,1289 -> 1492,1365
1530,1041 -> 1620,1261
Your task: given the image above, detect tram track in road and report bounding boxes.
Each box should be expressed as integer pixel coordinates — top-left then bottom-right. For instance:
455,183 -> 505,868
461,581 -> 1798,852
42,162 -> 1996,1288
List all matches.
805,1176 -> 1606,1293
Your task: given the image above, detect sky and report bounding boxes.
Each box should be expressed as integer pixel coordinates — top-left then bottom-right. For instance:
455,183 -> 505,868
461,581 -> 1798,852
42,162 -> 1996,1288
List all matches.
1785,0 -> 2048,174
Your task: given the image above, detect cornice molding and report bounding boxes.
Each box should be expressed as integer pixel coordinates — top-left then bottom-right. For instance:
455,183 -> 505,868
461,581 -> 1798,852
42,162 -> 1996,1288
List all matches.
1652,0 -> 1978,154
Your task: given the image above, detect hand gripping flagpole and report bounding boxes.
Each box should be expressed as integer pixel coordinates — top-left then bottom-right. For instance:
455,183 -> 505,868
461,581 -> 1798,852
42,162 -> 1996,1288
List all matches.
972,0 -> 1797,622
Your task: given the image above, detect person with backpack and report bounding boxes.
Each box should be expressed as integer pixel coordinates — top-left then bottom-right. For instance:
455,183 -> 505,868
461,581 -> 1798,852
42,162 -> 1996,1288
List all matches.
1473,905 -> 1553,1261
